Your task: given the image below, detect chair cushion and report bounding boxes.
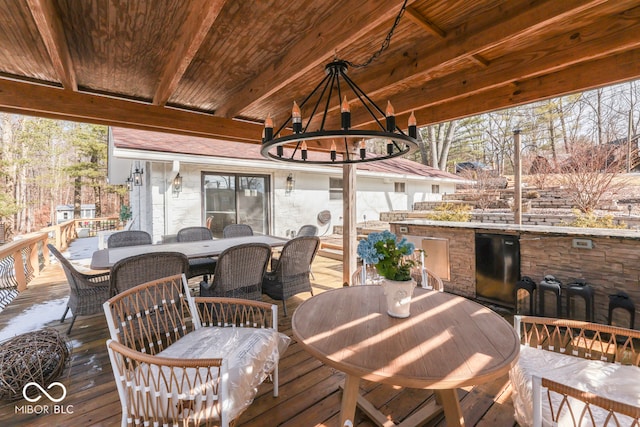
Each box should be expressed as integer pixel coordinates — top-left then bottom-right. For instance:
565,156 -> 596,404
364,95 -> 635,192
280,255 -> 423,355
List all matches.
147,326 -> 290,421
510,345 -> 640,427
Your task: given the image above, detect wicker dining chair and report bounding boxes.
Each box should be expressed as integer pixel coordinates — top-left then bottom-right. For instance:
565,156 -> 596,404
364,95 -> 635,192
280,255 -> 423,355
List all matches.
222,224 -> 253,238
47,244 -> 111,334
199,243 -> 271,301
262,236 -> 320,316
104,274 -> 285,427
107,230 -> 152,248
296,224 -> 318,237
294,224 -> 319,278
408,251 -> 445,291
177,226 -> 217,281
109,251 -> 189,295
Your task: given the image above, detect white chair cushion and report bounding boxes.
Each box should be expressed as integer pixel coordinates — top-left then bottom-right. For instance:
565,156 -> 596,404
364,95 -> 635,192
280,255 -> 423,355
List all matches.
510,345 -> 640,427
130,326 -> 289,422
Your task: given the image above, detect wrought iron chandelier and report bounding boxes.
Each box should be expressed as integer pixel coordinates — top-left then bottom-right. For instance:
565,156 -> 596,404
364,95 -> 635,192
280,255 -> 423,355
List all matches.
260,0 -> 418,165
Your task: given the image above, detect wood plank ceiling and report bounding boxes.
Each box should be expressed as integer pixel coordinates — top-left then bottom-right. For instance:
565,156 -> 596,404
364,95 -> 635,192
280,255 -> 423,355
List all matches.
0,0 -> 639,148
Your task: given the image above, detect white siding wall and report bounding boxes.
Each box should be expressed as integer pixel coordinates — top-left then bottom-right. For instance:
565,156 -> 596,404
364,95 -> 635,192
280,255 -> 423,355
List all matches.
273,171 -> 337,238
137,162 -> 455,241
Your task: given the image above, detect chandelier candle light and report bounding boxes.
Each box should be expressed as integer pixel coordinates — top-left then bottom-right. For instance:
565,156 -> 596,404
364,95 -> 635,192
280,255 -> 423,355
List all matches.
260,0 -> 417,165
260,61 -> 419,164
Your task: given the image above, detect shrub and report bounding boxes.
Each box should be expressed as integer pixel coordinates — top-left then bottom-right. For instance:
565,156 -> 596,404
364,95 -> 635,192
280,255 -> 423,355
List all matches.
119,205 -> 132,222
426,203 -> 472,222
559,209 -> 627,229
525,190 -> 540,199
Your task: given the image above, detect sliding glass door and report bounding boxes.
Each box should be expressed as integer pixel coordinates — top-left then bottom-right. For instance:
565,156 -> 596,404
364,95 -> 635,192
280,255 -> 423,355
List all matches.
203,173 -> 270,237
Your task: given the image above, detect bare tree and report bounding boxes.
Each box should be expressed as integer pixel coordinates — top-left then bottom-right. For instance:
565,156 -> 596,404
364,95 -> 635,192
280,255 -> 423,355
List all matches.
417,120 -> 458,170
523,153 -> 554,189
560,143 -> 625,213
458,168 -> 501,211
557,93 -> 584,155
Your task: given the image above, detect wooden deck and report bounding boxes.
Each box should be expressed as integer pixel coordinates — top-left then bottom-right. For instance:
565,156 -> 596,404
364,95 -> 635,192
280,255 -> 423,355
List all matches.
0,255 -> 518,427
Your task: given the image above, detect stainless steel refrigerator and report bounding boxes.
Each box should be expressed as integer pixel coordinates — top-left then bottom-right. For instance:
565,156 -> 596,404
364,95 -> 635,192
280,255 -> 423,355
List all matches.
475,233 -> 520,308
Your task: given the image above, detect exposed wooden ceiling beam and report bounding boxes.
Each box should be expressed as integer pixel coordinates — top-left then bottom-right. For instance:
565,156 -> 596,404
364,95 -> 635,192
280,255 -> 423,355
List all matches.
152,0 -> 226,106
0,79 -> 261,143
470,55 -> 490,68
405,6 -> 446,39
307,0 -> 609,130
370,0 -> 603,96
349,10 -> 640,128
26,0 -> 77,91
216,0 -> 416,119
394,48 -> 640,128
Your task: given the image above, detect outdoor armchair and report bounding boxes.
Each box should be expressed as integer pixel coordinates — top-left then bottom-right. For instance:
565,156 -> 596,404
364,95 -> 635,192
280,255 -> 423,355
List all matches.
295,224 -> 319,278
107,230 -> 152,248
177,226 -> 214,242
222,223 -> 253,238
109,251 -> 189,295
200,243 -> 271,301
47,243 -> 110,334
176,226 -> 217,281
296,224 -> 318,237
103,274 -> 289,427
262,236 -> 320,316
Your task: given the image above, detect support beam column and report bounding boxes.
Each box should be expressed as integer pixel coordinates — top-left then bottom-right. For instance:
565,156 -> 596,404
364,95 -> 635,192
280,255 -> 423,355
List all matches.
513,130 -> 522,225
343,164 -> 357,286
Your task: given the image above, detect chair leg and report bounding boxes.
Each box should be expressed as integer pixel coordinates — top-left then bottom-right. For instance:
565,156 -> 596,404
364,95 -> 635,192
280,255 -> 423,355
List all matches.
60,306 -> 70,323
282,301 -> 288,317
273,364 -> 279,397
309,267 -> 315,280
67,315 -> 77,334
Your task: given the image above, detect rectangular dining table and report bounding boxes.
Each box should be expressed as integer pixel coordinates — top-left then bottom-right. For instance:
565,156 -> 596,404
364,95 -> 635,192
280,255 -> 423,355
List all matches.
90,235 -> 289,270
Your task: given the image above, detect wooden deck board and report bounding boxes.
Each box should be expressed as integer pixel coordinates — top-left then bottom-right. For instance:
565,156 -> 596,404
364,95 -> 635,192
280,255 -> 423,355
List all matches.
0,255 -> 518,426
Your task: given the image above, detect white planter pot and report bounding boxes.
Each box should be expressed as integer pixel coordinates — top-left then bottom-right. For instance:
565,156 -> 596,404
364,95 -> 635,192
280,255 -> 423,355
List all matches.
380,278 -> 416,318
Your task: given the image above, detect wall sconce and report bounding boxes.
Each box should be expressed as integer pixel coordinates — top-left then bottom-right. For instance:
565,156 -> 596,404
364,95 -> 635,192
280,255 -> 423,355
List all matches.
132,161 -> 144,186
173,173 -> 182,193
286,174 -> 295,194
132,165 -> 144,186
125,176 -> 133,191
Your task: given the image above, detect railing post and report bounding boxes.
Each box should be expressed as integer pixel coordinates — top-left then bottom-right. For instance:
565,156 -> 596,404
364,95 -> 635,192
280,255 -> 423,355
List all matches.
55,225 -> 61,249
12,249 -> 27,292
42,237 -> 50,266
29,241 -> 40,276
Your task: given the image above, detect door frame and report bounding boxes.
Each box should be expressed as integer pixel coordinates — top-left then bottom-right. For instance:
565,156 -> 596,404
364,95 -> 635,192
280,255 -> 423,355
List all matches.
201,171 -> 272,235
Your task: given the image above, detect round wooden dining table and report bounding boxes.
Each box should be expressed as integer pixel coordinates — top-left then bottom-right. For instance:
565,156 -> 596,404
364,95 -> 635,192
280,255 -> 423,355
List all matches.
291,285 -> 520,427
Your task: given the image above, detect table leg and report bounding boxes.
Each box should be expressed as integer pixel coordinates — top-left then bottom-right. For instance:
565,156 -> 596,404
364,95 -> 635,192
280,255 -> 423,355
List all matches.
340,375 -> 360,426
434,389 -> 465,427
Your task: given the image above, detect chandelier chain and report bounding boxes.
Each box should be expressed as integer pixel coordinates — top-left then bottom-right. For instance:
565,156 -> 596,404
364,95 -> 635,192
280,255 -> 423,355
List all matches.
344,0 -> 408,69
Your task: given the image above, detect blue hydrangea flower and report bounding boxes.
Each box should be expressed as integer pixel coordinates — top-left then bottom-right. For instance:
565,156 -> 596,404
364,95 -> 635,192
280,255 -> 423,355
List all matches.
356,230 -> 418,281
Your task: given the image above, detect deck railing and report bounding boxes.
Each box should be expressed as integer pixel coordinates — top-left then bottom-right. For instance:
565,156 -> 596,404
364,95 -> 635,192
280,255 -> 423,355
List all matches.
71,217 -> 120,237
0,217 -> 121,310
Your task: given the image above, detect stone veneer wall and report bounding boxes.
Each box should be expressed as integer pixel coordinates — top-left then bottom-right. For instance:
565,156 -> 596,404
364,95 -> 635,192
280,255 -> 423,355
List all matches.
519,233 -> 640,325
390,222 -> 640,326
381,211 -> 640,228
389,223 -> 477,298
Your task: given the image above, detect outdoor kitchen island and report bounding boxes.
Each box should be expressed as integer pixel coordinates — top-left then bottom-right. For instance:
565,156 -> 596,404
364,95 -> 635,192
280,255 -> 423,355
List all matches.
390,220 -> 640,326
